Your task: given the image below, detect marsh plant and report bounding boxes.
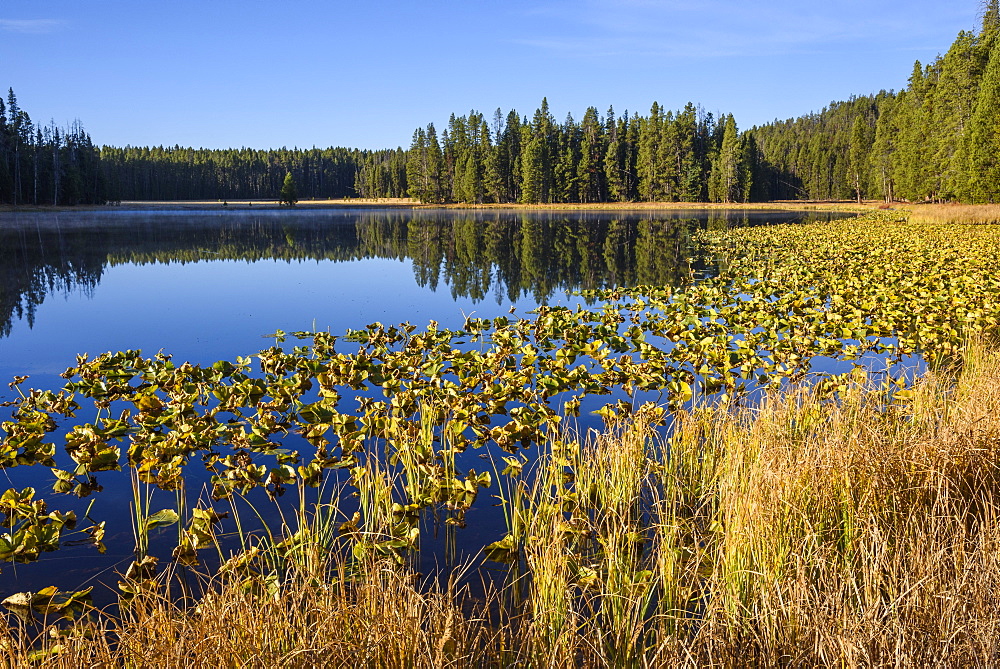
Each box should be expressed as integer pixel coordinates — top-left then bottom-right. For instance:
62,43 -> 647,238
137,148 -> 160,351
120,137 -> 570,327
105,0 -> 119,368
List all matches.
5,211 -> 1000,663
4,339 -> 1000,665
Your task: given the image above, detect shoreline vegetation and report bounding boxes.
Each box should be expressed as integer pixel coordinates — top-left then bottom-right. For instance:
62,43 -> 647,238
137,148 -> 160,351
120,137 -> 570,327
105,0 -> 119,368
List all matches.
3,339 -> 999,666
4,200 -> 1000,225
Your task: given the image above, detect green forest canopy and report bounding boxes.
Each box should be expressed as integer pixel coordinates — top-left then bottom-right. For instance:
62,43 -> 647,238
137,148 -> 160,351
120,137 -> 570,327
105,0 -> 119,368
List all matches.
1,1 -> 998,206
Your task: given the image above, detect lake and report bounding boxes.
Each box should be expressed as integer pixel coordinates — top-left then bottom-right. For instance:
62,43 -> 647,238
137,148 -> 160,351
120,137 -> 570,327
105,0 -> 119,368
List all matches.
0,207 -> 847,602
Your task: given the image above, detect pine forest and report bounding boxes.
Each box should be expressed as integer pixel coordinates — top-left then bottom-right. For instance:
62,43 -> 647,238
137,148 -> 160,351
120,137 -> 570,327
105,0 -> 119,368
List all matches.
1,4 -> 999,206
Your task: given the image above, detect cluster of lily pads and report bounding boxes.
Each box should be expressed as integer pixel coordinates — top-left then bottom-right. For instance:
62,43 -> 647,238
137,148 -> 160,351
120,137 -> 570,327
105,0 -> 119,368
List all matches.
4,209 -> 1000,620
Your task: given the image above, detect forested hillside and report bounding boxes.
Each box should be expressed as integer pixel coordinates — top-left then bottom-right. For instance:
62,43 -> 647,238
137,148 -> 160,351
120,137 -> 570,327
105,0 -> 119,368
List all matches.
401,1 -> 1000,205
753,1 -> 1000,203
2,1 -> 998,206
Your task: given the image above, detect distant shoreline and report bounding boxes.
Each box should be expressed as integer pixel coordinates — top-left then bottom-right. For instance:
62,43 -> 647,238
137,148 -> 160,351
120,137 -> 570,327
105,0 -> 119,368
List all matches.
0,198 -> 419,213
10,200 -> 994,223
414,201 -> 872,213
0,199 -> 874,214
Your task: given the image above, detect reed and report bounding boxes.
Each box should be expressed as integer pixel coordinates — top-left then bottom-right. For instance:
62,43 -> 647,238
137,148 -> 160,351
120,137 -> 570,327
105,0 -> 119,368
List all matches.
7,340 -> 1000,666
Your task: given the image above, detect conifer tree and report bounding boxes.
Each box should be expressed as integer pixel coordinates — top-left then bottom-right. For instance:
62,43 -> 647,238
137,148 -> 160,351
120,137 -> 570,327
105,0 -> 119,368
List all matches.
658,111 -> 680,201
848,117 -> 870,203
473,118 -> 492,203
929,31 -> 984,199
520,99 -> 555,204
985,0 -> 1000,34
8,88 -> 22,205
494,110 -> 522,203
0,96 -> 9,200
870,95 -> 899,202
520,128 -> 544,204
51,125 -> 62,206
577,107 -> 605,203
967,32 -> 1000,201
637,102 -> 662,201
623,111 -> 641,201
441,125 -> 456,202
675,104 -> 700,201
279,171 -> 298,205
425,124 -> 444,203
709,115 -> 747,203
406,127 -> 429,202
895,62 -> 936,200
554,112 -> 580,202
603,106 -> 625,201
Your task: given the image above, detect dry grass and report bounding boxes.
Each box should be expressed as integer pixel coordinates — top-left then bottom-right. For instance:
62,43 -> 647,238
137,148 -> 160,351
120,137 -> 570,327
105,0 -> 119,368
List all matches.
413,200 -> 871,213
664,348 -> 1000,665
901,203 -> 1000,224
8,200 -> 1000,224
0,562 -> 505,668
6,342 -> 1000,666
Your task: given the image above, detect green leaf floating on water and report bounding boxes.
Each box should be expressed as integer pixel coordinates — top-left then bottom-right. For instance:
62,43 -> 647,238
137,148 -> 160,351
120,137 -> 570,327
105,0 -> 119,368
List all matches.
143,509 -> 179,531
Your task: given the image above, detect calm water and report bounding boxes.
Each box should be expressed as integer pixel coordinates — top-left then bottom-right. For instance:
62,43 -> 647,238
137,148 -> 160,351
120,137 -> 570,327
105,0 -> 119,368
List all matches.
0,207 -> 846,601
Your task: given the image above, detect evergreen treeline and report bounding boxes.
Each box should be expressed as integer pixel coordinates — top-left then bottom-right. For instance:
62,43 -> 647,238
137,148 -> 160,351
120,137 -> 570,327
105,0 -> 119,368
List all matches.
404,101 -> 754,204
405,2 -> 1000,205
0,88 -> 106,205
5,1 -> 1000,206
0,88 -> 409,205
752,1 -> 1000,203
99,146 -> 407,201
749,95 -> 885,201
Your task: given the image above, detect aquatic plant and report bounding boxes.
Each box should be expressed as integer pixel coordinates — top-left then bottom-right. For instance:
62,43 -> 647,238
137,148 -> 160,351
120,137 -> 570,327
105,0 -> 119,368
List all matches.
3,210 -> 1000,613
5,338 -> 1000,665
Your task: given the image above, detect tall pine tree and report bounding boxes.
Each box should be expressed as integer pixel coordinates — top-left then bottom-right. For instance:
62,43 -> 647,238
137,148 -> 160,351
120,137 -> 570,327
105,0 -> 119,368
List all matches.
967,28 -> 1000,201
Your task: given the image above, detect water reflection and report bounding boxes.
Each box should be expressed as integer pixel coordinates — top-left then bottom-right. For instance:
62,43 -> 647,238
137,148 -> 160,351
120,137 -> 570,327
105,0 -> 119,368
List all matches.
0,207 -> 848,603
0,208 -> 835,339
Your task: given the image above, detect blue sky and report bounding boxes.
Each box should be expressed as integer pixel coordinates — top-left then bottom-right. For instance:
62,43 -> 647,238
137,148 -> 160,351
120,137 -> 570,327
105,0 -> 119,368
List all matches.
0,0 -> 984,150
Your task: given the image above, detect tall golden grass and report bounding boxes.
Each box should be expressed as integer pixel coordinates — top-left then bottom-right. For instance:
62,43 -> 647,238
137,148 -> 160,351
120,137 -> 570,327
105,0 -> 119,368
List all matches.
902,203 -> 1000,224
5,342 -> 1000,666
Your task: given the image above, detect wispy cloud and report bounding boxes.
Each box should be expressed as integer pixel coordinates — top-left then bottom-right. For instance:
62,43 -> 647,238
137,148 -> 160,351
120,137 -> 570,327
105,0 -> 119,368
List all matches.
515,0 -> 975,60
0,19 -> 64,34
